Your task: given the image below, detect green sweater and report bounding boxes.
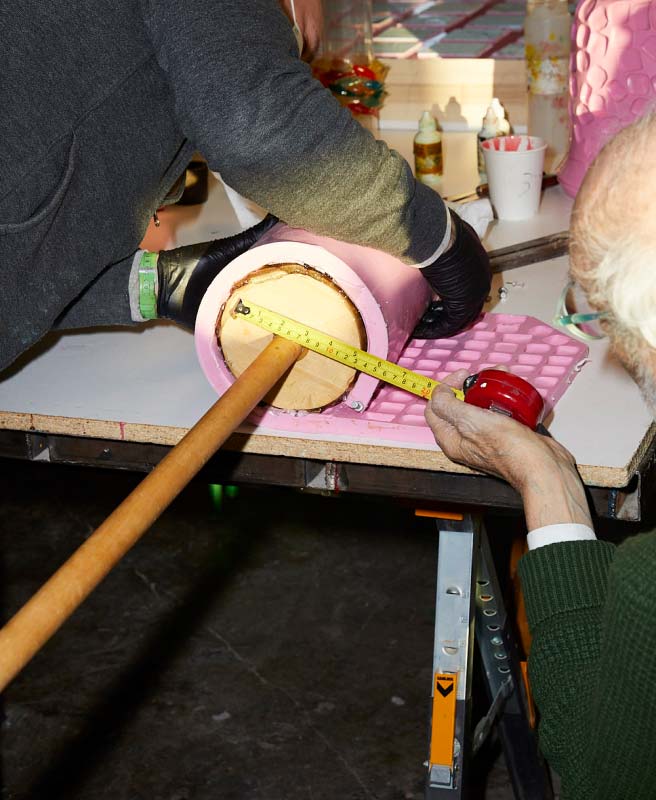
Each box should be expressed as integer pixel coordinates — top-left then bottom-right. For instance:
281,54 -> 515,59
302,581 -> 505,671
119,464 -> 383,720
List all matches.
518,535 -> 656,800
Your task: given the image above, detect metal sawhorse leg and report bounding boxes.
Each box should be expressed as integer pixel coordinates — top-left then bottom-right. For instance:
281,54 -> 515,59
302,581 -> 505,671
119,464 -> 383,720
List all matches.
424,513 -> 552,799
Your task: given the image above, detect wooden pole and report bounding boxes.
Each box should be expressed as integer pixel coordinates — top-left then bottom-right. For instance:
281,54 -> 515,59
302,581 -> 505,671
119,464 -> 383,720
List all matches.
0,336 -> 302,692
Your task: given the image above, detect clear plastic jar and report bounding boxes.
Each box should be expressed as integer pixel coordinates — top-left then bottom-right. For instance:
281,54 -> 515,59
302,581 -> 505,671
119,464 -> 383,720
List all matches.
524,0 -> 571,171
312,0 -> 387,132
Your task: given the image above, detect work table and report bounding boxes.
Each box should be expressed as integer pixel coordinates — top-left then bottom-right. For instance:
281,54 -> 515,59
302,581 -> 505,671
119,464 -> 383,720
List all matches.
0,133 -> 653,520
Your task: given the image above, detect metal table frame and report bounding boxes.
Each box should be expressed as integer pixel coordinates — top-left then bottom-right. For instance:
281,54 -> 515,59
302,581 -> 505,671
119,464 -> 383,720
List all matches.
2,427 -> 654,522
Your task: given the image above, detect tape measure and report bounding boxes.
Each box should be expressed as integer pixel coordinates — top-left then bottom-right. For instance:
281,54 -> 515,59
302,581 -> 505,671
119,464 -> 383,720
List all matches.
233,299 -> 465,402
232,299 -> 546,428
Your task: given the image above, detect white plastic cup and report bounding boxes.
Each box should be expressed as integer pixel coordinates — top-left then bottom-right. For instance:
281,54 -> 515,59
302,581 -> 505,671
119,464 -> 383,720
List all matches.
481,136 -> 547,221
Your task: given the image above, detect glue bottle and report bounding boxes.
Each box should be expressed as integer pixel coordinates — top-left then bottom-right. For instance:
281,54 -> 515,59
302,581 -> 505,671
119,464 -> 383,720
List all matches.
477,104 -> 501,183
413,111 -> 443,189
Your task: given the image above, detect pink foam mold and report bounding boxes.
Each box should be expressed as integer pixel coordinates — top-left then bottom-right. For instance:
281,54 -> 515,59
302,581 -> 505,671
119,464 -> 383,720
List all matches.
195,223 -> 432,412
559,0 -> 656,197
196,308 -> 588,448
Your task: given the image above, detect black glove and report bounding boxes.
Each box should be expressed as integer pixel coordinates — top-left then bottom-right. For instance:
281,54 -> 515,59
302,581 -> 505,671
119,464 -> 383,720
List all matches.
412,209 -> 491,339
156,214 -> 278,329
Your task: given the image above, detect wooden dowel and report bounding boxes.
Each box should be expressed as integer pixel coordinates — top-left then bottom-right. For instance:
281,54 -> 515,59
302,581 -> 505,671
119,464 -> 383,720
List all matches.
0,336 -> 302,692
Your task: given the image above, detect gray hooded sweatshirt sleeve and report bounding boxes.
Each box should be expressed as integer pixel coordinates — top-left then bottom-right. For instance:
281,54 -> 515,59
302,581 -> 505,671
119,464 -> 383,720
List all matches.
0,0 -> 447,372
142,0 -> 447,263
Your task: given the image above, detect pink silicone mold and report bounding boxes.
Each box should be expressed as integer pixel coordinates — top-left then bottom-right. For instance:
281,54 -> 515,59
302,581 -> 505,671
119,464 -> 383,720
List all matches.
198,310 -> 589,447
559,0 -> 656,197
195,224 -> 432,412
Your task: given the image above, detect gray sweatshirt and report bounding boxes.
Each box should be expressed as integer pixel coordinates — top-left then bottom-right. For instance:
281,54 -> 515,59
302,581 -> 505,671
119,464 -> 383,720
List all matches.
0,0 -> 447,372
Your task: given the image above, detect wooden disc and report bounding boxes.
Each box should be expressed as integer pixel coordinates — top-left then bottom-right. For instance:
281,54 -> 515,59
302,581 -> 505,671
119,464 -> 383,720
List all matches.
217,264 -> 367,410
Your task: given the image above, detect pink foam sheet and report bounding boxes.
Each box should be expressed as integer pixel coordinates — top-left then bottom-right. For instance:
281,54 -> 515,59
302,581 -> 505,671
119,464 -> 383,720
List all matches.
195,223 -> 432,412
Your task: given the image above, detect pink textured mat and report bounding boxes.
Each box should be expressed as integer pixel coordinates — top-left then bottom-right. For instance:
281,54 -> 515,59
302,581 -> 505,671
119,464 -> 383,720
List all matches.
559,0 -> 656,196
240,313 -> 589,447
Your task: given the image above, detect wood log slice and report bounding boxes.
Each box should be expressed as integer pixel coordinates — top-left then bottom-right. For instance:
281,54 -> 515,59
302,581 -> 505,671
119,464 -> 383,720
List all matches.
217,263 -> 367,410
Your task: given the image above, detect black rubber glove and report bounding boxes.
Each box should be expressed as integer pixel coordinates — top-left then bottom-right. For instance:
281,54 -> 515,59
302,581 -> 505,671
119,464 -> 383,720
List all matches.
412,209 -> 491,339
156,214 -> 278,329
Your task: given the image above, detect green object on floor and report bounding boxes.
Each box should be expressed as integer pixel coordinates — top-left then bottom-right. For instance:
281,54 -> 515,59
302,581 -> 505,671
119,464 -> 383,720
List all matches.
208,483 -> 239,511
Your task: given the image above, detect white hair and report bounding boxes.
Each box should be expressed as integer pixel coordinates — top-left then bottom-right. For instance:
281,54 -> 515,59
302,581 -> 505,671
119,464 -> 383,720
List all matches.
570,110 -> 656,348
587,235 -> 656,347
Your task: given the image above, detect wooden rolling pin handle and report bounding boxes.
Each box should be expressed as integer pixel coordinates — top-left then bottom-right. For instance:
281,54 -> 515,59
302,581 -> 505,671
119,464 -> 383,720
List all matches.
0,336 -> 302,693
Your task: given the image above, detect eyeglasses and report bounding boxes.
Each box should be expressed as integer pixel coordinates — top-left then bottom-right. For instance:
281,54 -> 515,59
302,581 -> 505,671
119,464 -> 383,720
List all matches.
553,280 -> 610,341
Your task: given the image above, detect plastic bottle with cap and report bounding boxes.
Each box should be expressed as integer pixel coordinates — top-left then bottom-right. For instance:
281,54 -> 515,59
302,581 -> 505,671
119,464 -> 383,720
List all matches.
477,104 -> 500,183
413,111 -> 443,189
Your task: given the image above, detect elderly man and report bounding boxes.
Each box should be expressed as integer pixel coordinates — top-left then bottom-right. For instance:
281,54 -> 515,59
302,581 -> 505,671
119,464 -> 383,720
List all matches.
425,111 -> 656,800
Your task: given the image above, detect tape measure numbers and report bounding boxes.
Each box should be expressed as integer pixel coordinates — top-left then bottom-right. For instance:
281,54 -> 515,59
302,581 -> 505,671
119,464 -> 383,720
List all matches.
232,299 -> 465,402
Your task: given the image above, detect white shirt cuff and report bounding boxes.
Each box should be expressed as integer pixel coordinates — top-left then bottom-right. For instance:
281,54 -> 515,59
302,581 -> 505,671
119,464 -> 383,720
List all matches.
527,523 -> 597,551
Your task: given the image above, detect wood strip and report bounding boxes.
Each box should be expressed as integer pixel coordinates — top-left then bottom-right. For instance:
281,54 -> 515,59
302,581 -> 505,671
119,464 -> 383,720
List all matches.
488,231 -> 569,273
0,408 -> 647,489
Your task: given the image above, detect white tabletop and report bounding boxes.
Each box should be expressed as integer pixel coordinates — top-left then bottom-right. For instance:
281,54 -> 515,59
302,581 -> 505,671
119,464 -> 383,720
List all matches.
0,145 -> 651,488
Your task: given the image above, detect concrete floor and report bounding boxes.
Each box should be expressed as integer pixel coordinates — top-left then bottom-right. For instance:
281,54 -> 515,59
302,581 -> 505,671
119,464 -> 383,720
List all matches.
0,459 -> 535,800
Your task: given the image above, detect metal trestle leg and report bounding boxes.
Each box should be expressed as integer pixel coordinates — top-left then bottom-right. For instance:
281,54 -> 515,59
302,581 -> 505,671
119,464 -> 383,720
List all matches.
425,514 -> 552,800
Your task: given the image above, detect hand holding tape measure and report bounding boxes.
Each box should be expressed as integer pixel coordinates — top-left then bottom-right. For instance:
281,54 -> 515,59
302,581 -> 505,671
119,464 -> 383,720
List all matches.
233,300 -> 545,430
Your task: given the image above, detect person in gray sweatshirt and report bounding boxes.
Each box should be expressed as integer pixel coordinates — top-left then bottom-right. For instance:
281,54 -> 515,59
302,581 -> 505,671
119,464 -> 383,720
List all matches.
0,0 -> 490,373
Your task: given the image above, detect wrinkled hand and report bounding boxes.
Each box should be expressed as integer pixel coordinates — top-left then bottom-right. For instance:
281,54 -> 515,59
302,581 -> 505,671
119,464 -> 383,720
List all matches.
156,214 -> 278,329
413,210 -> 492,339
425,370 -> 593,529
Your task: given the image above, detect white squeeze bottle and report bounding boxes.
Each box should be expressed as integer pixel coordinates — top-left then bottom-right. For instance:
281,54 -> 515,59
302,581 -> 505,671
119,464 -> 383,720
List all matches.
477,104 -> 500,183
491,98 -> 512,135
413,111 -> 443,189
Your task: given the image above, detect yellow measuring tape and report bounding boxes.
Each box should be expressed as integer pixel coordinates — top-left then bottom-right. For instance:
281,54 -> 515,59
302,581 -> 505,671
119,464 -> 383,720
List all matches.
233,299 -> 465,401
